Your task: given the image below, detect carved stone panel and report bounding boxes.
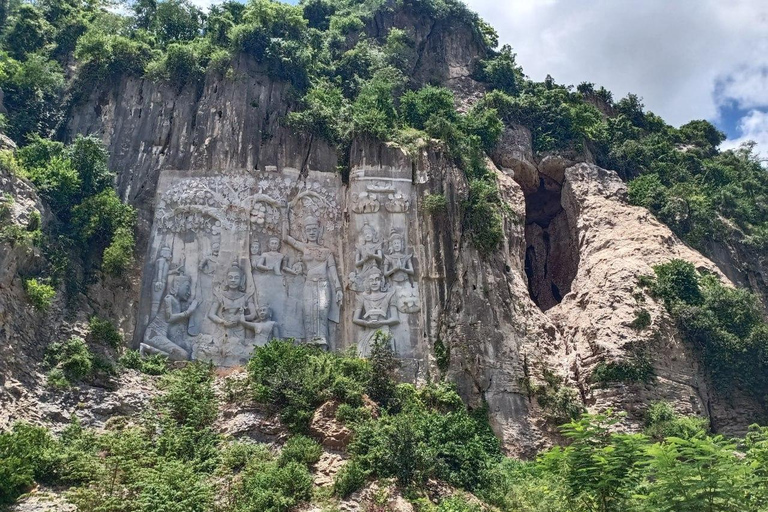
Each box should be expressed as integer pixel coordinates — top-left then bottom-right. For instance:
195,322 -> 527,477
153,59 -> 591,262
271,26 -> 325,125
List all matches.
137,169 -> 342,365
137,159 -> 425,373
346,166 -> 422,364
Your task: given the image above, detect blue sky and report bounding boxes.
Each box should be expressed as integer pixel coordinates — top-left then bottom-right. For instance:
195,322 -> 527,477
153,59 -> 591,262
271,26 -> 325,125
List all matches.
219,0 -> 768,157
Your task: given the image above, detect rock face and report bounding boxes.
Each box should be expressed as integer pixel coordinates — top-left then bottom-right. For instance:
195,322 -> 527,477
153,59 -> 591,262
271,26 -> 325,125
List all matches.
547,163 -> 761,435
0,17 -> 734,456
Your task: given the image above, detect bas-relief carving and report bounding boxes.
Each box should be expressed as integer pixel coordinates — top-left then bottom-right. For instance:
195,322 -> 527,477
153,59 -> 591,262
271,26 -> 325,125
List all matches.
284,215 -> 343,349
140,167 -> 424,368
347,177 -> 421,359
140,172 -> 342,365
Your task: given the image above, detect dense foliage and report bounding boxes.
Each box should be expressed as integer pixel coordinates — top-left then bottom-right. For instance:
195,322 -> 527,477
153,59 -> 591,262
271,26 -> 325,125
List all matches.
642,259 -> 768,405
3,344 -> 768,511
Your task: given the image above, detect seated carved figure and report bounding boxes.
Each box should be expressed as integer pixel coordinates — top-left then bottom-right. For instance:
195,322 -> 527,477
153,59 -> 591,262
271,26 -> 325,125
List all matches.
142,274 -> 198,360
241,305 -> 279,348
353,267 -> 399,357
208,263 -> 256,342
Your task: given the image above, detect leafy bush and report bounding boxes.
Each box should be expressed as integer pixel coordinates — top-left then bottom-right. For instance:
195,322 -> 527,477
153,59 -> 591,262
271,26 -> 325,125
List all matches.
464,178 -> 504,255
118,350 -> 169,375
279,435 -> 322,467
88,317 -> 122,348
230,459 -> 313,512
590,355 -> 655,386
643,260 -> 768,401
629,308 -> 651,330
333,459 -> 367,498
247,340 -> 373,432
45,336 -> 94,386
0,423 -> 61,504
423,193 -> 448,214
156,361 -> 217,430
643,401 -> 708,441
349,383 -> 501,490
23,277 -> 56,311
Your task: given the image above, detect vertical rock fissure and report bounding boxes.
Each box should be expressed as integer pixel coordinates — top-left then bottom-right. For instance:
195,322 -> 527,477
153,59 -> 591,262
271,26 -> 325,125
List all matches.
523,176 -> 578,311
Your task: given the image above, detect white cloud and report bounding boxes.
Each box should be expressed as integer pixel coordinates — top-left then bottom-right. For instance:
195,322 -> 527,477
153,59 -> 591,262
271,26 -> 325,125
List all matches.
720,109 -> 768,161
464,0 -> 768,127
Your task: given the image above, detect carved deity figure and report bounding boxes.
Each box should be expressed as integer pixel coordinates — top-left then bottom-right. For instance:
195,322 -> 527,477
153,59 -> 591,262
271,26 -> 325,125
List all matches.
151,246 -> 172,315
383,230 -> 414,286
208,263 -> 256,342
355,223 -> 382,275
256,236 -> 288,275
385,191 -> 410,213
242,305 -> 279,348
254,236 -> 289,325
352,192 -> 380,213
284,216 -> 343,348
249,240 -> 261,268
189,242 -> 220,336
353,267 -> 399,357
142,274 -> 198,360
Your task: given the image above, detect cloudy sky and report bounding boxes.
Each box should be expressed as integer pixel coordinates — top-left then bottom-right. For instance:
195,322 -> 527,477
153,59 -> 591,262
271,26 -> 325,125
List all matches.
273,0 -> 768,157
462,0 -> 768,157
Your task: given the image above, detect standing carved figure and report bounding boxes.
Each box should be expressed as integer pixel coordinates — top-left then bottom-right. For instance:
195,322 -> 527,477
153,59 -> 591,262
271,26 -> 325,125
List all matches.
256,237 -> 288,275
189,242 -> 219,336
353,267 -> 399,357
355,223 -> 383,274
151,246 -> 172,315
142,274 -> 198,360
208,263 -> 256,342
383,230 -> 414,285
284,216 -> 343,348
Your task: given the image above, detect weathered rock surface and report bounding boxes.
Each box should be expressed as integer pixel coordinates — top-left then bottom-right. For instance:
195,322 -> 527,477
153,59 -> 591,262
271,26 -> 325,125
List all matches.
547,163 -> 762,433
309,401 -> 353,449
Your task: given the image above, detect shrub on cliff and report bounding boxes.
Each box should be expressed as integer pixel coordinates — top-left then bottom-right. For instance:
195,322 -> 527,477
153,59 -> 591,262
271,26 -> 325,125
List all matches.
643,259 -> 768,402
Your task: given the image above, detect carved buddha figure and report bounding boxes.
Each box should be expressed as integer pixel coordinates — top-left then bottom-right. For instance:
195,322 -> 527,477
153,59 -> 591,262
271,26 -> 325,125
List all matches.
383,230 -> 414,286
208,263 -> 256,342
284,216 -> 342,348
353,267 -> 399,357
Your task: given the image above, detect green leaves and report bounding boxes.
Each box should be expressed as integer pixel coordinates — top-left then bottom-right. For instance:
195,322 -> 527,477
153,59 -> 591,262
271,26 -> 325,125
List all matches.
642,261 -> 768,404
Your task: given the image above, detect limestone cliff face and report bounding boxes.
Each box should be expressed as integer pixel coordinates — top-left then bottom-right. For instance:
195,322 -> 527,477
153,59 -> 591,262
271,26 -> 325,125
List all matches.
2,15 -> 765,456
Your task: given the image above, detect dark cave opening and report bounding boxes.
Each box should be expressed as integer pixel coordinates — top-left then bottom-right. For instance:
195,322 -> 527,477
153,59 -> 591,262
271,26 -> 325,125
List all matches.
523,176 -> 579,311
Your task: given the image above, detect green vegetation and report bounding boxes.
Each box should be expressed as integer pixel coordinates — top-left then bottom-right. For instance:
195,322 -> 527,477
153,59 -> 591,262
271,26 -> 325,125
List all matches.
522,368 -> 585,425
591,354 -> 655,387
629,308 -> 651,330
23,277 -> 56,310
44,336 -> 94,388
118,349 -> 169,375
0,136 -> 136,300
3,350 -> 768,511
422,193 -> 448,215
642,259 -> 768,403
88,316 -> 122,348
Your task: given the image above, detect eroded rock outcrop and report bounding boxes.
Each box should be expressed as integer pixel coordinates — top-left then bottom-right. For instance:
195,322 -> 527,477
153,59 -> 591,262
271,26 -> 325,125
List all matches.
547,163 -> 763,434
